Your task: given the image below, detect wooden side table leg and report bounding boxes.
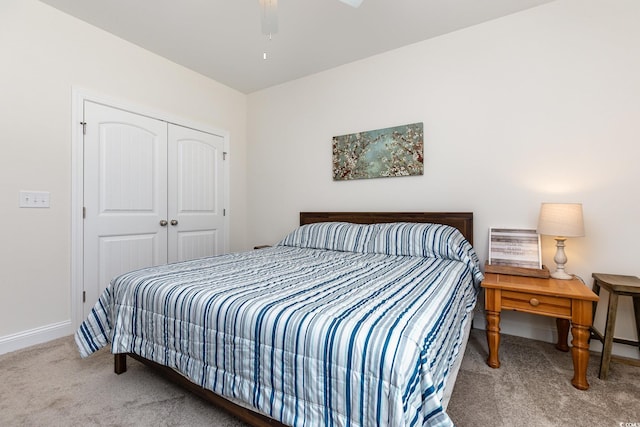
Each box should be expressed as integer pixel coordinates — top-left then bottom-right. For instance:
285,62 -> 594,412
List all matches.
590,281 -> 601,344
571,324 -> 591,390
600,292 -> 619,380
633,296 -> 640,356
486,310 -> 501,368
555,318 -> 570,352
571,300 -> 593,390
591,281 -> 601,324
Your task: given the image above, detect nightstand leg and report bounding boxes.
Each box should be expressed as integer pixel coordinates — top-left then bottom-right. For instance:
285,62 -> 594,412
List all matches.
571,324 -> 591,390
571,300 -> 593,390
486,310 -> 501,368
555,318 -> 570,352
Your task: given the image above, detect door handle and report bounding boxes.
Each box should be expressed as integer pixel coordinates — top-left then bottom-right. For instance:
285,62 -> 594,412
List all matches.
159,220 -> 168,226
170,220 -> 178,226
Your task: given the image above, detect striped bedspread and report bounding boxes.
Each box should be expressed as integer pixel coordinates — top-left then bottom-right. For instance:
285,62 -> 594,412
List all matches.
76,222 -> 482,427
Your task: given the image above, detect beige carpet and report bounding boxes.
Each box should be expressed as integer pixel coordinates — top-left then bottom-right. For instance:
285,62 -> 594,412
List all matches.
1,329 -> 638,426
0,336 -> 244,426
448,330 -> 640,426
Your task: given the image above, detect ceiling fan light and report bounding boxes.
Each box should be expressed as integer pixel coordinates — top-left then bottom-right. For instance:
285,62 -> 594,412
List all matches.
339,0 -> 363,8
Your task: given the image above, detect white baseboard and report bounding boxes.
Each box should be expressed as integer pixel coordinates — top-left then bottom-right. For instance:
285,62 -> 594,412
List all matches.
473,308 -> 640,360
0,320 -> 73,356
474,309 -> 558,342
587,339 -> 640,359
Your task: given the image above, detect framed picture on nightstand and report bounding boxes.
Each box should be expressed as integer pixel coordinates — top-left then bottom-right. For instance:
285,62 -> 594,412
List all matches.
488,228 -> 541,269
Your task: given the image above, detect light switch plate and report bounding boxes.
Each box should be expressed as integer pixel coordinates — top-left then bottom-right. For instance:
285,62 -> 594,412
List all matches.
19,191 -> 50,208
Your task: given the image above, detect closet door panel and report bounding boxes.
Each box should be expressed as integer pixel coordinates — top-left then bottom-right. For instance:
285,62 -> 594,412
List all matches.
168,124 -> 225,263
83,101 -> 168,317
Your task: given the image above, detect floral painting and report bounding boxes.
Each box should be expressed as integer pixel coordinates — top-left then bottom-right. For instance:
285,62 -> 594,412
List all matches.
332,122 -> 424,181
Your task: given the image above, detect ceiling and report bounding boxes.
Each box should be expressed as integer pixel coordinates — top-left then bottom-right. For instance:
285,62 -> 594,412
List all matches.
39,0 -> 555,94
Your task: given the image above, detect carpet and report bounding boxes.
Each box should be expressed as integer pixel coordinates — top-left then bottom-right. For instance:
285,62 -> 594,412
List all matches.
1,329 -> 638,426
448,329 -> 640,426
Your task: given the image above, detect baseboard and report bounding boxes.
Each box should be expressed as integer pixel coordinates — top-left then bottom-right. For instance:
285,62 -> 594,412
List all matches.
473,309 -> 640,361
587,339 -> 640,360
473,310 -> 558,342
0,320 -> 73,355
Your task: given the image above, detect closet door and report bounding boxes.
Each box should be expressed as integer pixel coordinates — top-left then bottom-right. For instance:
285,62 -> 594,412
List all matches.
82,102 -> 227,317
167,124 -> 225,262
83,102 -> 168,318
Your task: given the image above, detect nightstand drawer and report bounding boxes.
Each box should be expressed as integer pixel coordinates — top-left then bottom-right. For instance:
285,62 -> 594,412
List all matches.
501,290 -> 572,317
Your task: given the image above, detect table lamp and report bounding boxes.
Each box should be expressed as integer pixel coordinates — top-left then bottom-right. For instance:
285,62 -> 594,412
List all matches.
537,203 -> 585,280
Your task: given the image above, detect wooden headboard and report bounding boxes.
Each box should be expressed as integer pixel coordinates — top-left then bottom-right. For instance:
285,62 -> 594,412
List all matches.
299,212 -> 474,245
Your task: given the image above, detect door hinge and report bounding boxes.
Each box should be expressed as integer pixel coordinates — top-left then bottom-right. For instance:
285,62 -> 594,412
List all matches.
80,121 -> 87,135
223,208 -> 226,216
223,152 -> 228,160
83,206 -> 86,218
82,291 -> 86,303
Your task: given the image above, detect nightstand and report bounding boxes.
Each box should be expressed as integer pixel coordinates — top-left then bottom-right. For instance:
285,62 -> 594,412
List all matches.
481,273 -> 599,390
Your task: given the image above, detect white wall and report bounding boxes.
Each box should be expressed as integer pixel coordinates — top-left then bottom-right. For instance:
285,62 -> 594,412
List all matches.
0,1 -> 248,349
247,0 -> 640,358
2,0 -> 638,360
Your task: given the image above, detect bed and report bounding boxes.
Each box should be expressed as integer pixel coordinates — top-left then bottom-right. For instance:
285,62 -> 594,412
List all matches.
76,212 -> 483,427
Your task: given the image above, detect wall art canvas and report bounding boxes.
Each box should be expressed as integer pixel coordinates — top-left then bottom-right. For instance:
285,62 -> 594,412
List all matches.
332,122 -> 424,181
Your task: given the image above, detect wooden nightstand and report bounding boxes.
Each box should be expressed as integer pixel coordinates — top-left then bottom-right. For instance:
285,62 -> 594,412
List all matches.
481,273 -> 599,390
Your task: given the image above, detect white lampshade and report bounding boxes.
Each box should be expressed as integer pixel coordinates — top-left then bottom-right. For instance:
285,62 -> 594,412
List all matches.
537,203 -> 584,237
537,203 -> 584,280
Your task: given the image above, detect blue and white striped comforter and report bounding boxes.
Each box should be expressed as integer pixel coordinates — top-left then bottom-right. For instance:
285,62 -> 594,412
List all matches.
77,243 -> 480,426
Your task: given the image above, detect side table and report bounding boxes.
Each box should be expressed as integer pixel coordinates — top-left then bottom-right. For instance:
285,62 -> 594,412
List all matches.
481,273 -> 599,390
590,273 -> 640,379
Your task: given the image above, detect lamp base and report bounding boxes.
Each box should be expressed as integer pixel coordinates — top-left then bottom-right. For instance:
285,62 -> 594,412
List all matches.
551,237 -> 573,280
550,270 -> 573,280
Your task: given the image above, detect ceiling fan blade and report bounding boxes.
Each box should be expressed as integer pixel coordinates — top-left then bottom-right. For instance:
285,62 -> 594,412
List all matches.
338,0 -> 363,8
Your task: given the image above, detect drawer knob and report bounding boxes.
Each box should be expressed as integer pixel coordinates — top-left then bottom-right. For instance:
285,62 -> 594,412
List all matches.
529,298 -> 540,307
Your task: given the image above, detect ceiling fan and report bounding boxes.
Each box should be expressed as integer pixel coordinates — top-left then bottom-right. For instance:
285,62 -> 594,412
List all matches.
338,0 -> 364,7
260,0 -> 363,41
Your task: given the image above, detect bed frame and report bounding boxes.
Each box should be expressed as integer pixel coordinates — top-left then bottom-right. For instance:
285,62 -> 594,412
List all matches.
113,212 -> 474,427
299,212 -> 473,244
